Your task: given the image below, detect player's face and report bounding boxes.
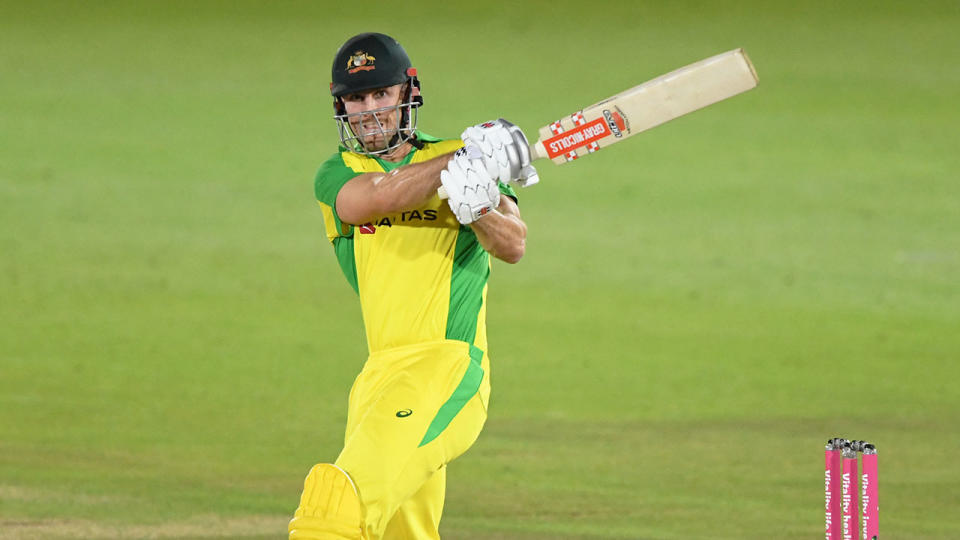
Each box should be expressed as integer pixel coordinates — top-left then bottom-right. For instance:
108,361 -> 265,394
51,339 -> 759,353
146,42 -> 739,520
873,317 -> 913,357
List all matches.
341,84 -> 405,151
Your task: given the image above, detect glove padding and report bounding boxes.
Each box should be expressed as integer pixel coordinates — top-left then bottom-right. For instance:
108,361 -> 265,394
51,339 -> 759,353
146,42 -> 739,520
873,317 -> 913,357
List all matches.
440,146 -> 501,225
461,119 -> 539,188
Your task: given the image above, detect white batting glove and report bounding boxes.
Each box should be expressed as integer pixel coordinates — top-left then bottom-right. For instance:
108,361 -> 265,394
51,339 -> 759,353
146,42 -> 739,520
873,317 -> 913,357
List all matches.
461,119 -> 539,188
440,146 -> 501,225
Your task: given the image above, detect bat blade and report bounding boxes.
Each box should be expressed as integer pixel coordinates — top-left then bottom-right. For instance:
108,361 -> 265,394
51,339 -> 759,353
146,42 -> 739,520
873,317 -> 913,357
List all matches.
437,48 -> 758,199
530,48 -> 758,163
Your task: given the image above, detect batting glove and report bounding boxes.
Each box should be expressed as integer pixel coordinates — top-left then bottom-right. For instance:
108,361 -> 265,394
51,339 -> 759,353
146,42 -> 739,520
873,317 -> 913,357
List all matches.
440,146 -> 501,225
461,119 -> 539,188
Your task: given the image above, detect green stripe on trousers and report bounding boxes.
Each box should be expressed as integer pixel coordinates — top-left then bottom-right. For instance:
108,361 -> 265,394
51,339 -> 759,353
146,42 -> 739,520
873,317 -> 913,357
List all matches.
418,345 -> 484,447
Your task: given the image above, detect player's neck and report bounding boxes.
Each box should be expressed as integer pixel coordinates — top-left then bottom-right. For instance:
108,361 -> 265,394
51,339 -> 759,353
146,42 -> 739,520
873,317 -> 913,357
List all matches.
378,141 -> 413,163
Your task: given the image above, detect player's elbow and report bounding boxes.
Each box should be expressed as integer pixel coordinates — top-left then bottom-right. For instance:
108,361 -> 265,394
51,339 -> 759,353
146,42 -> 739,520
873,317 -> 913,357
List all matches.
339,192 -> 393,226
496,238 -> 525,264
335,173 -> 394,225
500,249 -> 524,264
500,219 -> 527,263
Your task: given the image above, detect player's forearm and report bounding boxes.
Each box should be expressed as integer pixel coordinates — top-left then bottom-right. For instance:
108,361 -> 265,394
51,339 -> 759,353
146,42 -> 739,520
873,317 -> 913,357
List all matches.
470,209 -> 527,264
370,153 -> 453,212
337,153 -> 453,224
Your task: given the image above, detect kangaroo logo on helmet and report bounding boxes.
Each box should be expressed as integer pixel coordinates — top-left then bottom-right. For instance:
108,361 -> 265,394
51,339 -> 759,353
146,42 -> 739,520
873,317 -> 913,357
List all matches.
346,51 -> 376,74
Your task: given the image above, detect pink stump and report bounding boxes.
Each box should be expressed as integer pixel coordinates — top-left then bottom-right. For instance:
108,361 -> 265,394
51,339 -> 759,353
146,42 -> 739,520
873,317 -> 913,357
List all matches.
861,447 -> 878,540
842,447 -> 860,540
825,441 -> 843,539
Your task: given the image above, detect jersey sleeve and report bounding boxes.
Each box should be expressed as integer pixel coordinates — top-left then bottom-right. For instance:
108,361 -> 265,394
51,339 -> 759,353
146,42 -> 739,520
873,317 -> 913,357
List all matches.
315,152 -> 359,243
315,152 -> 359,207
498,181 -> 518,203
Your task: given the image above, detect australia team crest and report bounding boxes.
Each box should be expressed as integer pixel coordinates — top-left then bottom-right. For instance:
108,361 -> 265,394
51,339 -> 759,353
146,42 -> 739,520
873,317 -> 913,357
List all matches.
346,51 -> 376,73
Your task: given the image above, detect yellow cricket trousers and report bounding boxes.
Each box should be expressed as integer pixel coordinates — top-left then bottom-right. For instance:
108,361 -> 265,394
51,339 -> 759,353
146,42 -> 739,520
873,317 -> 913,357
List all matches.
335,339 -> 490,540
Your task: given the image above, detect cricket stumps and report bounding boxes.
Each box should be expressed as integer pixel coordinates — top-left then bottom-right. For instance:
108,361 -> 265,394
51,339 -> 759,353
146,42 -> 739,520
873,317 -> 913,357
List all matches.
824,438 -> 878,540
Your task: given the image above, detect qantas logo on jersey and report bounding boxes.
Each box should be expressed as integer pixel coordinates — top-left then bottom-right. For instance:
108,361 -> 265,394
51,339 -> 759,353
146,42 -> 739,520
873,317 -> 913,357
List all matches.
358,208 -> 439,234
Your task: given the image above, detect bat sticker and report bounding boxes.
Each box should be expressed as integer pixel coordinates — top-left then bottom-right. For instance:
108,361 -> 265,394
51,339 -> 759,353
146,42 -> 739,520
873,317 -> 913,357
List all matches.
542,117 -> 610,159
603,109 -> 625,138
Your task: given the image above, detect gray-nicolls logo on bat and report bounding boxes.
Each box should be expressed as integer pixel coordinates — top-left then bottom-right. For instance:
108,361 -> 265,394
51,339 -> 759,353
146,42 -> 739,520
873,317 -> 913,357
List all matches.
602,109 -> 623,138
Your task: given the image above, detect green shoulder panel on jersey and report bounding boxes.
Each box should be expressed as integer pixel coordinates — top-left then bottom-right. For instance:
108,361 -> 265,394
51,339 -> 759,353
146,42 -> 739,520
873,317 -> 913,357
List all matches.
315,152 -> 360,208
314,153 -> 358,244
444,227 -> 489,345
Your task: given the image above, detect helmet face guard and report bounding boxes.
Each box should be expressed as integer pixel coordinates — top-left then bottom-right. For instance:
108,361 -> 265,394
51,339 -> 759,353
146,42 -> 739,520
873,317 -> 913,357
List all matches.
333,71 -> 422,156
330,33 -> 423,156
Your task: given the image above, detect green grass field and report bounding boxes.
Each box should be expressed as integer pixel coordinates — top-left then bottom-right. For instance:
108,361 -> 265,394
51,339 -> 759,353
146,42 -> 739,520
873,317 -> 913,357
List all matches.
2,1 -> 958,538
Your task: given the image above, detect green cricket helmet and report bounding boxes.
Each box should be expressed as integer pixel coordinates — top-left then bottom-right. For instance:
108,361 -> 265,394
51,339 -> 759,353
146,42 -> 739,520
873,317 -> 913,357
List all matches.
330,33 -> 423,155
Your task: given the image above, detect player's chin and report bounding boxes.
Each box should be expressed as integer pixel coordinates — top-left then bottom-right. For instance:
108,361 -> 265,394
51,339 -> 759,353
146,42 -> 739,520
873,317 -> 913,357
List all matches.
360,135 -> 387,151
361,131 -> 398,151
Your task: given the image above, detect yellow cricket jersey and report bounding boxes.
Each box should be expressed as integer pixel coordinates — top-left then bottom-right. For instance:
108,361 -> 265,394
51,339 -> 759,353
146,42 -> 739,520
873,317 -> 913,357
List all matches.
314,132 -> 516,356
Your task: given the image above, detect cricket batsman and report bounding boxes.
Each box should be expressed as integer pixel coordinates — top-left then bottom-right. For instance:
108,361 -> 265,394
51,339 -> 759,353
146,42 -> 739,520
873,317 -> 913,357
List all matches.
289,32 -> 536,539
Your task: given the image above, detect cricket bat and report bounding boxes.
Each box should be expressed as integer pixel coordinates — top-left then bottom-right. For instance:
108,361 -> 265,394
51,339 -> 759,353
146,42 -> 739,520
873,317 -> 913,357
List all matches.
439,48 -> 758,198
